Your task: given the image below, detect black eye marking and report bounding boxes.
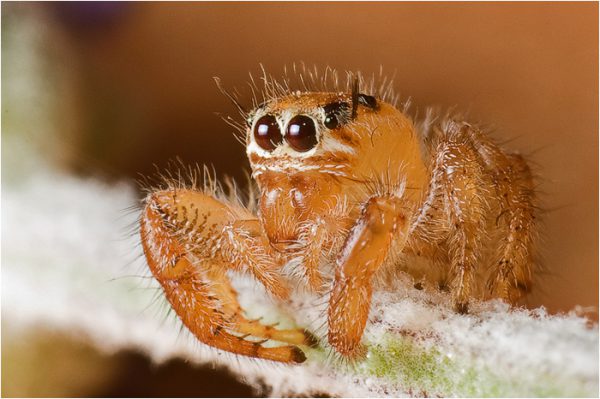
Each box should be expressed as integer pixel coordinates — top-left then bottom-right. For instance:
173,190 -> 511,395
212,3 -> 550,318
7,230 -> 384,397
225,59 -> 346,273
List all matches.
358,94 -> 379,110
323,101 -> 350,129
350,77 -> 379,119
351,77 -> 360,119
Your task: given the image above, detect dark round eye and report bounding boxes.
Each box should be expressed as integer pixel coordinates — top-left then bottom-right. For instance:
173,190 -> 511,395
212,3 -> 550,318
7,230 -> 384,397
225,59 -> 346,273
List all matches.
324,114 -> 339,129
253,115 -> 282,151
323,101 -> 349,129
285,115 -> 318,152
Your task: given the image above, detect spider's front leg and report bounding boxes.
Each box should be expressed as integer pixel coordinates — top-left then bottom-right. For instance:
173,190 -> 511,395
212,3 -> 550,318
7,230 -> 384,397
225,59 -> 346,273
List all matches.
140,189 -> 314,363
327,195 -> 409,357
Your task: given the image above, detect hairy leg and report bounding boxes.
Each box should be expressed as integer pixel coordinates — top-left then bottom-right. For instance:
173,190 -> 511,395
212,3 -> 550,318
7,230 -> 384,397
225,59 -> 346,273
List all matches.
294,216 -> 329,291
327,195 -> 408,357
140,189 -> 311,363
411,122 -> 488,313
487,154 -> 537,302
295,198 -> 351,292
460,128 -> 537,303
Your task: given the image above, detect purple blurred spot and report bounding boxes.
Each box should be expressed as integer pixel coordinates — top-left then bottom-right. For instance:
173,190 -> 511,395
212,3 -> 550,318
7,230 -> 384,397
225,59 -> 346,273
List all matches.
50,2 -> 132,35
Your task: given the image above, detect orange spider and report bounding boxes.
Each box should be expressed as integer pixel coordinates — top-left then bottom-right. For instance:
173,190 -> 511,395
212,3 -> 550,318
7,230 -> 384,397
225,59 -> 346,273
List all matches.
140,69 -> 538,363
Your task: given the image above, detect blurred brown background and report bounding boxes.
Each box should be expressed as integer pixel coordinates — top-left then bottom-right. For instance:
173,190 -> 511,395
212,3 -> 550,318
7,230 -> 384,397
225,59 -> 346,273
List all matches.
3,1 -> 598,396
41,1 -> 598,314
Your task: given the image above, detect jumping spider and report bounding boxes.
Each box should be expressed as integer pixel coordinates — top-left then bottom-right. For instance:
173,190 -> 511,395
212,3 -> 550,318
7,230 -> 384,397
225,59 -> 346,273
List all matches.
140,70 -> 537,363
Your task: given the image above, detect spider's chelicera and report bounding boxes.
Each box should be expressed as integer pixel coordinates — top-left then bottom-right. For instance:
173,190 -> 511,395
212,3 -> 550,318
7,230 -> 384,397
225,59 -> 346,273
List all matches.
140,70 -> 538,363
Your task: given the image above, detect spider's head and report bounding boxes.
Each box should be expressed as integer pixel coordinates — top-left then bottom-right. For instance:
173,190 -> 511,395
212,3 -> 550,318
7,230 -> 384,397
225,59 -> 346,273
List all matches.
244,90 -> 389,248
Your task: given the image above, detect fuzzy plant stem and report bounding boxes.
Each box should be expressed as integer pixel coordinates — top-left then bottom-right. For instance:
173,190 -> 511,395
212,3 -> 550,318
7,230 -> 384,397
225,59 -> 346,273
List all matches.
3,171 -> 598,398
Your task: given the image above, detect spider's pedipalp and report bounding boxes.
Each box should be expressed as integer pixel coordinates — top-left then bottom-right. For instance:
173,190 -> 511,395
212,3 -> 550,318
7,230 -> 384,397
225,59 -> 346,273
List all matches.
140,188 -> 314,363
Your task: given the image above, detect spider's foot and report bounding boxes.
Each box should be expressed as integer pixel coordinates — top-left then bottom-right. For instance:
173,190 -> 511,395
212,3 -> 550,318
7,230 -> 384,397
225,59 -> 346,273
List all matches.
454,301 -> 469,314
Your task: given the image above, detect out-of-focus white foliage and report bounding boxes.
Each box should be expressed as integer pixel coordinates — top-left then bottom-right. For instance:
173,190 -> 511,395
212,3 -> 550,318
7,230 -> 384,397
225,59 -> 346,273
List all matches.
3,170 -> 598,397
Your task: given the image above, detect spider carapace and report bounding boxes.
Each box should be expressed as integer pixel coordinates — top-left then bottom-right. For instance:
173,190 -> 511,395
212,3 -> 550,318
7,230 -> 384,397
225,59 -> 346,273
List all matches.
140,71 -> 537,363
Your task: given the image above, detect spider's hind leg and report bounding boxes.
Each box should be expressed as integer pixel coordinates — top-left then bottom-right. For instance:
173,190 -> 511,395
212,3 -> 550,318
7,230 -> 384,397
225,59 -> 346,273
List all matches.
411,122 -> 489,313
140,189 -> 314,363
458,124 -> 538,304
480,151 -> 537,304
438,137 -> 488,313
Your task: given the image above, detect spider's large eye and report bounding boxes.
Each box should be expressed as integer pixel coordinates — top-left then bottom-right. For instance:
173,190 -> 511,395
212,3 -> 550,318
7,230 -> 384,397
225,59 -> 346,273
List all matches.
253,115 -> 282,151
285,115 -> 318,152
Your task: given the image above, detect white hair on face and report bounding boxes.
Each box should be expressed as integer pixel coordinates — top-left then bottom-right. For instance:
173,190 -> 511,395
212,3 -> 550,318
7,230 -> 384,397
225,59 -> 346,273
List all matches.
246,135 -> 356,160
246,140 -> 318,159
319,134 -> 356,155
